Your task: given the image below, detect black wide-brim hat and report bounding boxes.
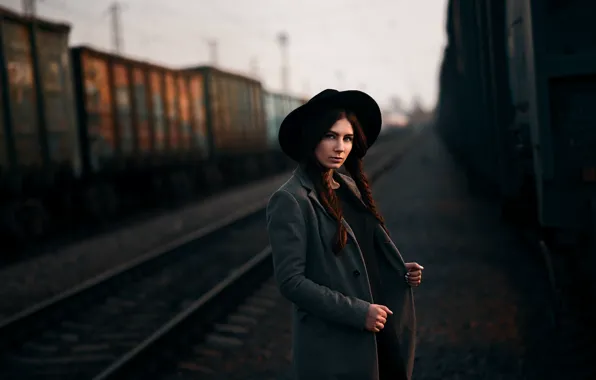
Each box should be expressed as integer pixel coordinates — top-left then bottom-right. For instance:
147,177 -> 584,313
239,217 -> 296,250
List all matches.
278,89 -> 382,161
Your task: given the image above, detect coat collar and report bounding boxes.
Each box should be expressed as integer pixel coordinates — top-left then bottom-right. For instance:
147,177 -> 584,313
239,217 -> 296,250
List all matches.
293,164 -> 365,204
293,164 -> 367,242
292,165 -> 407,273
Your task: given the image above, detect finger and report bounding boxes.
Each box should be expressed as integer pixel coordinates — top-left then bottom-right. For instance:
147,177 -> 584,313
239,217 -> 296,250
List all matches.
380,305 -> 393,315
407,271 -> 422,279
407,262 -> 424,270
375,321 -> 384,330
373,327 -> 380,333
376,316 -> 387,324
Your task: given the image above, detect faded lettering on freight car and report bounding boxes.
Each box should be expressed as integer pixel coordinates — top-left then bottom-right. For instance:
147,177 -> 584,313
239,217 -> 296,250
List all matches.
113,64 -> 134,154
189,75 -> 208,157
177,75 -> 191,150
0,66 -> 6,166
2,20 -> 41,166
252,85 -> 266,149
165,72 -> 179,150
150,71 -> 165,151
264,92 -> 277,146
82,53 -> 115,169
133,68 -> 151,153
36,29 -> 79,166
209,75 -> 221,149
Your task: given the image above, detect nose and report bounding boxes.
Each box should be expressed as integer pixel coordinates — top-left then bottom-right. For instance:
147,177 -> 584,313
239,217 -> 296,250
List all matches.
334,140 -> 345,152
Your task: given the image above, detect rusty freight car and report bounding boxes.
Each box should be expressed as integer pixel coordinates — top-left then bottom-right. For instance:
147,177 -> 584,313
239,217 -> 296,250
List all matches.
0,6 -> 80,249
181,65 -> 271,185
0,8 -> 308,255
70,46 -> 219,220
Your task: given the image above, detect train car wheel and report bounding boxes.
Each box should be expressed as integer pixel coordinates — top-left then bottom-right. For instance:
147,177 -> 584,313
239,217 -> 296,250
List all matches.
202,164 -> 223,193
244,157 -> 261,181
169,171 -> 193,201
98,183 -> 119,218
82,186 -> 103,223
260,154 -> 276,176
20,199 -> 49,240
0,201 -> 27,254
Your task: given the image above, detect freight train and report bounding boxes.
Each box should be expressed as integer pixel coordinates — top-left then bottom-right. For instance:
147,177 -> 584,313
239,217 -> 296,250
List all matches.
435,0 -> 596,250
0,7 -> 306,252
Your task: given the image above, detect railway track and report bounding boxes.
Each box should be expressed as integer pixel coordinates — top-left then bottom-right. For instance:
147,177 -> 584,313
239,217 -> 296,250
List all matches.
0,127 -> 423,380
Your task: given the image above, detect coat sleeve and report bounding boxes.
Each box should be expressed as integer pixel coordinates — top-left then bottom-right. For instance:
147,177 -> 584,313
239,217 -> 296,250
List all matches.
266,189 -> 370,330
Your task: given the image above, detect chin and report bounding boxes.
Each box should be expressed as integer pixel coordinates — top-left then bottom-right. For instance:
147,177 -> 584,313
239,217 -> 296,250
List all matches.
325,161 -> 344,170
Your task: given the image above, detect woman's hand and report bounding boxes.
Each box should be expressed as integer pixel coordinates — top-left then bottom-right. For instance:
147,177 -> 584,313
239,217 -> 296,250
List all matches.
365,304 -> 393,333
405,262 -> 424,287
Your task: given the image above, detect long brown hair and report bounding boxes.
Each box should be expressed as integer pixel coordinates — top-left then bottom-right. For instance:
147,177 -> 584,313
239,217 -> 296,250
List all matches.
302,109 -> 388,255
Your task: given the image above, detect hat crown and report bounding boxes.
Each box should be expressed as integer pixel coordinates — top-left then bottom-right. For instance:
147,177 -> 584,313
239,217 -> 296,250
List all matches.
277,89 -> 382,161
307,89 -> 339,104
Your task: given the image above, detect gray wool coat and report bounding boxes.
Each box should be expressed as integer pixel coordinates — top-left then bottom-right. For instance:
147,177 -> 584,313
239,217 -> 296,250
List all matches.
266,165 -> 416,380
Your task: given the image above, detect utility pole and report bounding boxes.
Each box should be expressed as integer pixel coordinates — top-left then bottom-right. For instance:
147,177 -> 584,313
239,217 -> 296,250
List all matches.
22,0 -> 37,16
277,31 -> 289,94
335,70 -> 345,90
208,39 -> 218,66
249,56 -> 260,79
302,80 -> 310,98
108,1 -> 124,54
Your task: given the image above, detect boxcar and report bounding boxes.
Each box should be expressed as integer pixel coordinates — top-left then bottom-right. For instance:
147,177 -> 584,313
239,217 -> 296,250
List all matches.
436,0 -> 596,246
70,46 -> 220,220
181,65 -> 269,184
0,8 -> 309,253
263,91 -> 306,171
505,0 -> 596,237
0,6 -> 80,246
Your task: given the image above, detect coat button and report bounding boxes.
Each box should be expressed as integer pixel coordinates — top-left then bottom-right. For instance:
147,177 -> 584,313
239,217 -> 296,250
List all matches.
353,270 -> 360,277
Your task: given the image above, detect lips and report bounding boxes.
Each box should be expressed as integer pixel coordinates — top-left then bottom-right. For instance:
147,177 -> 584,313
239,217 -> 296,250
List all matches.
330,157 -> 343,161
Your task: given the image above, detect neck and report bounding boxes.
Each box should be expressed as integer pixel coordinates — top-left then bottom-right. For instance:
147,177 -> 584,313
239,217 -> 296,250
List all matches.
325,169 -> 340,189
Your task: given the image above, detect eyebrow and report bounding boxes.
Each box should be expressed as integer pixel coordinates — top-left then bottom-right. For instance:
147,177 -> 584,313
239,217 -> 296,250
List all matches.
327,131 -> 354,137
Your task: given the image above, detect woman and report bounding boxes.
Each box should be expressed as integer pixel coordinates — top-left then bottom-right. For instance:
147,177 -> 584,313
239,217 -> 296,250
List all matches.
266,89 -> 423,380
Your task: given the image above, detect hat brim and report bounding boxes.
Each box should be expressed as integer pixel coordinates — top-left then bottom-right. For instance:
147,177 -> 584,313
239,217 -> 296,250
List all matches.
278,90 -> 382,162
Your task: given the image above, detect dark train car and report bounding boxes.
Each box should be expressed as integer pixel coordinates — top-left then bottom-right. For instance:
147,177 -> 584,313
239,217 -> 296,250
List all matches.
436,0 -> 596,246
505,0 -> 596,239
435,0 -> 518,199
0,6 -> 80,245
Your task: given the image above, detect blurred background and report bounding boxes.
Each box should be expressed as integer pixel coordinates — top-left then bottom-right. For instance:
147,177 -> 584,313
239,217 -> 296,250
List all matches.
1,1 -> 595,379
0,0 -> 440,255
3,0 -> 443,123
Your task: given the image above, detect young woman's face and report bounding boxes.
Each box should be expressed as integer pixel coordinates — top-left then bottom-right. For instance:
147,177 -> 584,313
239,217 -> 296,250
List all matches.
314,117 -> 354,170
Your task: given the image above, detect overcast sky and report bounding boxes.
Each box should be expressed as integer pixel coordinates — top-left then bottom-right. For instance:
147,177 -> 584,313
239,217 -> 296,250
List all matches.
2,0 -> 448,110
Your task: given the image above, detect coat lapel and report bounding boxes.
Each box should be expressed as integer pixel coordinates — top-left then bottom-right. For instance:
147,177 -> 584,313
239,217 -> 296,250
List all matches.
293,165 -> 406,274
293,166 -> 359,243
